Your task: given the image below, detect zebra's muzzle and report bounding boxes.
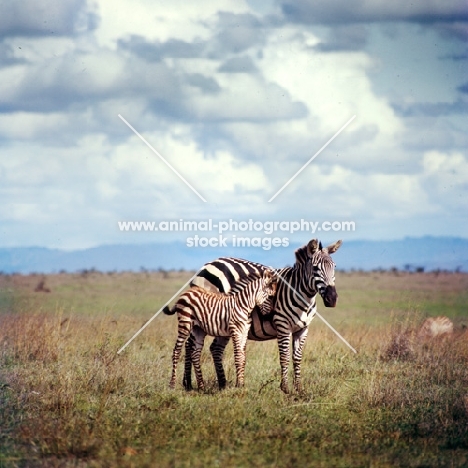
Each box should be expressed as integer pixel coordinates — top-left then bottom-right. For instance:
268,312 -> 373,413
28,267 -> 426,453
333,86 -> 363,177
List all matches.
322,285 -> 338,307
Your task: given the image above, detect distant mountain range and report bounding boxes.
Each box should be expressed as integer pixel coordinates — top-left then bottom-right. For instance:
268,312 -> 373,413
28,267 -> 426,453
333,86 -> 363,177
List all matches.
0,237 -> 467,274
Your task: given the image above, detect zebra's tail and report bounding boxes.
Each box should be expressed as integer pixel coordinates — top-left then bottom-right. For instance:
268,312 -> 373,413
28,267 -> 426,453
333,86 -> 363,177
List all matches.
163,305 -> 176,315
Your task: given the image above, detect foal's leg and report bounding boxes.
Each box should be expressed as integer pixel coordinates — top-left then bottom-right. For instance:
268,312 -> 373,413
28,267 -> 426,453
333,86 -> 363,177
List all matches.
183,332 -> 195,391
170,322 -> 191,389
230,323 -> 250,388
190,326 -> 207,391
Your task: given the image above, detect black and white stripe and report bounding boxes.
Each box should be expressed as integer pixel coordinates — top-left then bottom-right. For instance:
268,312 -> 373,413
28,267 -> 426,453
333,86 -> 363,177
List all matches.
164,270 -> 277,390
186,239 -> 342,393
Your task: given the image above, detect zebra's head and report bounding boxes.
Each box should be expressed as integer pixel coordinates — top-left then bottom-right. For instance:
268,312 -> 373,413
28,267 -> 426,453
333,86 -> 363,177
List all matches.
304,238 -> 342,308
256,269 -> 277,314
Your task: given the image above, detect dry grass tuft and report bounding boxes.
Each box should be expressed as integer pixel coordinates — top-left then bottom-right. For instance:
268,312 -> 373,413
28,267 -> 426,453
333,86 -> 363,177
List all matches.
34,277 -> 51,293
383,315 -> 462,362
383,331 -> 414,360
1,313 -> 63,363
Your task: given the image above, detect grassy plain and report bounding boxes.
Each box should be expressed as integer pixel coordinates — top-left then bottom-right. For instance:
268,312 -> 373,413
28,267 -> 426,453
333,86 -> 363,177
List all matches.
0,270 -> 467,467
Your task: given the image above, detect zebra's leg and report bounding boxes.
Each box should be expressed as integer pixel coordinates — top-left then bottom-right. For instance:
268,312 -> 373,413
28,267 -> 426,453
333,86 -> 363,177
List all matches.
277,332 -> 292,394
231,325 -> 249,388
209,336 -> 229,390
240,330 -> 249,386
190,326 -> 207,391
170,322 -> 191,389
183,332 -> 195,391
292,326 -> 309,393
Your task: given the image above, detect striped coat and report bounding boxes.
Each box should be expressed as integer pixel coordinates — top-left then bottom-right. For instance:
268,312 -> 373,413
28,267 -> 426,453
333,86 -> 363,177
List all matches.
164,269 -> 277,390
187,239 -> 342,393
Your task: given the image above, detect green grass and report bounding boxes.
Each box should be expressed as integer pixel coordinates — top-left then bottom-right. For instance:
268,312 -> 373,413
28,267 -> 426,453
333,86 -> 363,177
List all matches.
1,271 -> 468,467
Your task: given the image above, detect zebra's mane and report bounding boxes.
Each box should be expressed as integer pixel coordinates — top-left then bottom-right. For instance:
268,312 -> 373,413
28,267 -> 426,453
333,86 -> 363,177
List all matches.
229,275 -> 264,294
190,285 -> 241,300
294,245 -> 310,264
294,241 -> 324,265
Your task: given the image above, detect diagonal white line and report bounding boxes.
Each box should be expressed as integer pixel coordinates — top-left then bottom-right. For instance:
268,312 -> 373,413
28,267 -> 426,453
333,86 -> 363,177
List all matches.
118,114 -> 207,203
274,270 -> 357,354
268,115 -> 356,203
314,310 -> 357,353
117,269 -> 203,354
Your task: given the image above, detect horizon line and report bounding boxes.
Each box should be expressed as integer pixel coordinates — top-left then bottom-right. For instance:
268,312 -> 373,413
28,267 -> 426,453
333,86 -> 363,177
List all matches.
1,234 -> 467,251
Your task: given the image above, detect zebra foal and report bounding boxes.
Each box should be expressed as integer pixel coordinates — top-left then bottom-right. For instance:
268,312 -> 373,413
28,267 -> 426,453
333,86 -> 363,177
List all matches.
164,269 -> 277,390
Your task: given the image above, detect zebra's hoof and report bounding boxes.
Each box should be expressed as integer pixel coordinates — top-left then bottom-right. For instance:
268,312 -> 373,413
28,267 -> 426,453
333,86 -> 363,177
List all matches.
280,383 -> 290,394
218,380 -> 227,390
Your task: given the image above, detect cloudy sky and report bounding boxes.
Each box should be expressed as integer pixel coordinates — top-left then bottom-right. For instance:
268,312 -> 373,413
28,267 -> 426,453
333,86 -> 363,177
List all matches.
0,0 -> 467,250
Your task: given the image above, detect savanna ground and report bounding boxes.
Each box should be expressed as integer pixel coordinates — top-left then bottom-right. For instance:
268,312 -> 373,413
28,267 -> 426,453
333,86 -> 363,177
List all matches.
1,269 -> 468,467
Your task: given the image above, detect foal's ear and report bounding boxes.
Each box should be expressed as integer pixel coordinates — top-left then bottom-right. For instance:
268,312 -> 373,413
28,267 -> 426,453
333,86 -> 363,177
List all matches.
263,269 -> 273,281
263,269 -> 276,285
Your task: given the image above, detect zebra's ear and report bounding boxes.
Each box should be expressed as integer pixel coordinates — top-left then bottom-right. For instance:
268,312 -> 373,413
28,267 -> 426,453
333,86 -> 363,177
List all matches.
325,240 -> 342,254
271,280 -> 277,294
264,269 -> 277,293
306,239 -> 320,257
263,269 -> 274,281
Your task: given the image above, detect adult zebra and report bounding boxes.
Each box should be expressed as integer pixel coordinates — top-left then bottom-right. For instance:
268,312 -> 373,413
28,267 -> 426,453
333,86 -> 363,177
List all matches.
186,238 -> 342,393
